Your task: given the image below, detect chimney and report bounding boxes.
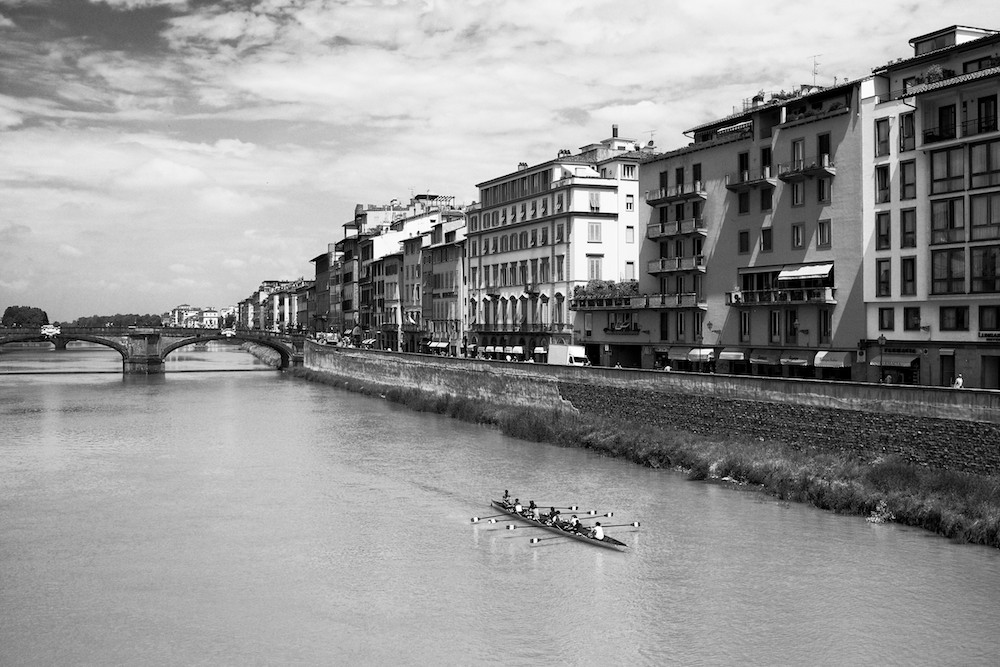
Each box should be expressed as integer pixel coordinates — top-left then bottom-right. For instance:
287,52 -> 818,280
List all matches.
517,162 -> 528,171
612,124 -> 619,138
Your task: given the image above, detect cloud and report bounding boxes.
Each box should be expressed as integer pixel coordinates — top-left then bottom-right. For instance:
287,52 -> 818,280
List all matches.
58,244 -> 84,257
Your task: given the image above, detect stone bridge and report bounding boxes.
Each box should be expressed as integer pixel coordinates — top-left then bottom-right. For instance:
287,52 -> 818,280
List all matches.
0,327 -> 305,374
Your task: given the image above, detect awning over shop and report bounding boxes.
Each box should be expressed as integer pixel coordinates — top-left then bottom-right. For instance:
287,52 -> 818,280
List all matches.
667,347 -> 692,361
511,346 -> 524,355
780,350 -> 813,366
361,338 -> 376,345
777,263 -> 834,281
814,350 -> 853,368
533,347 -> 547,354
687,348 -> 715,362
749,348 -> 782,365
870,353 -> 919,367
484,346 -> 495,353
718,347 -> 746,362
653,346 -> 672,354
503,346 -> 513,354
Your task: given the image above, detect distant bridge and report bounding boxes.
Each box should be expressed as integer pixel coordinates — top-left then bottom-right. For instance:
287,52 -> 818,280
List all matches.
0,327 -> 305,374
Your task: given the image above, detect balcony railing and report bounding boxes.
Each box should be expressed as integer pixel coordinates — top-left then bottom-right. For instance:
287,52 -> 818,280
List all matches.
725,166 -> 776,192
647,255 -> 706,274
726,287 -> 837,306
645,181 -> 707,206
922,125 -> 958,146
777,154 -> 835,181
468,322 -> 573,333
646,217 -> 706,239
571,293 -> 705,310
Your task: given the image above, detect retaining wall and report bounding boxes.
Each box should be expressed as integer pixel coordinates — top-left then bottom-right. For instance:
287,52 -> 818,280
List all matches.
305,343 -> 1000,476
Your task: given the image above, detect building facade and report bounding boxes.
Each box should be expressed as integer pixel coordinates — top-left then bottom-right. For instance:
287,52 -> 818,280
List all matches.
865,25 -> 1000,388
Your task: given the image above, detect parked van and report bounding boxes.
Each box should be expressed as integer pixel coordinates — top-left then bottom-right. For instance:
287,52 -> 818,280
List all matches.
547,344 -> 589,366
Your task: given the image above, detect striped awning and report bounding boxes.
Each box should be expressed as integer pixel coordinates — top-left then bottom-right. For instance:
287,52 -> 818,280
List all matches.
780,350 -> 813,366
718,348 -> 746,361
687,348 -> 715,362
777,263 -> 833,280
870,353 -> 919,367
668,347 -> 691,361
749,348 -> 782,365
814,350 -> 853,368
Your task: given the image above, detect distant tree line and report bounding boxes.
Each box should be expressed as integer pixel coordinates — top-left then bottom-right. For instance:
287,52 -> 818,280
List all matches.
1,305 -> 50,327
70,314 -> 164,327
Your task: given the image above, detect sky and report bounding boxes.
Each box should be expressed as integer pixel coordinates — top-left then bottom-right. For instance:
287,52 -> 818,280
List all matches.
1,0 -> 997,321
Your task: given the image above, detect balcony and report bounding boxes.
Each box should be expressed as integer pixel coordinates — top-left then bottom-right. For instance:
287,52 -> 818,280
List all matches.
922,124 -> 958,146
725,166 -> 777,192
646,217 -> 707,240
469,322 -> 573,334
647,255 -> 706,275
602,325 -> 642,335
571,293 -> 706,310
962,115 -> 998,138
571,296 -> 649,311
725,287 -> 837,306
777,154 -> 835,181
645,181 -> 707,206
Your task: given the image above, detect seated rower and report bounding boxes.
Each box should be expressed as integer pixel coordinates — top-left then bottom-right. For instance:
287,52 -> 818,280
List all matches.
531,505 -> 541,521
544,507 -> 557,523
566,515 -> 580,531
589,522 -> 605,540
513,499 -> 522,514
502,489 -> 510,505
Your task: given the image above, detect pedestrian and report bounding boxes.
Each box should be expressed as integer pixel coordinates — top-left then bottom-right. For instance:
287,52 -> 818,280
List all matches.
953,373 -> 964,389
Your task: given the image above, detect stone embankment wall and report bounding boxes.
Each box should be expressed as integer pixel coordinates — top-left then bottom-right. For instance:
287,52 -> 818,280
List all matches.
305,343 -> 1000,476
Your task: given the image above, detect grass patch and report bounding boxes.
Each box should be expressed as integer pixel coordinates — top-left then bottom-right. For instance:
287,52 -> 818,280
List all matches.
290,367 -> 1000,549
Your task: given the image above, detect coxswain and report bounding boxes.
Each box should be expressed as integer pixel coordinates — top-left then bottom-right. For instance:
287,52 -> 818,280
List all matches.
513,499 -> 522,514
589,522 -> 605,540
502,489 -> 511,505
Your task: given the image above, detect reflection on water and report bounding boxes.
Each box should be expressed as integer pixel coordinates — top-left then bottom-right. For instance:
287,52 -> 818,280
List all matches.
1,347 -> 999,665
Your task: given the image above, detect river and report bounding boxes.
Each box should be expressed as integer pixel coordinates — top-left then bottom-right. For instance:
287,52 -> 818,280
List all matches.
2,343 -> 999,665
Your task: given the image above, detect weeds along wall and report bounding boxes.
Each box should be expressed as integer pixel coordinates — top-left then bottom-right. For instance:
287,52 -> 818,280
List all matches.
305,344 -> 1000,476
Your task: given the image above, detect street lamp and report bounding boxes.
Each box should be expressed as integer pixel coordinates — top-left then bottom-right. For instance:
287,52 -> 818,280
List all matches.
877,334 -> 887,382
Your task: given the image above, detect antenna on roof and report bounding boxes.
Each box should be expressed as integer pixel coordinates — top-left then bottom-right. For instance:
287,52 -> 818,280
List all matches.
810,54 -> 822,85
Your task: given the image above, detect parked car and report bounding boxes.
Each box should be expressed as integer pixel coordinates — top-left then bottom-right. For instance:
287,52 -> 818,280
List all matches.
40,324 -> 60,336
220,328 -> 237,337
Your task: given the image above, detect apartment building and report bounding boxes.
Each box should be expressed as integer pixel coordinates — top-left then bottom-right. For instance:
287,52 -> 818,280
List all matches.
424,216 -> 467,356
574,84 -> 866,375
467,126 -> 647,361
865,25 -> 1000,388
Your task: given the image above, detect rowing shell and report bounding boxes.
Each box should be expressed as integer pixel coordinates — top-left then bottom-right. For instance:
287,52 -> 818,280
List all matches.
491,500 -> 628,552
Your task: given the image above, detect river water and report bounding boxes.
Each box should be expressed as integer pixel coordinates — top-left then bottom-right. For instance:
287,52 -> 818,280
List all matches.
2,343 -> 999,666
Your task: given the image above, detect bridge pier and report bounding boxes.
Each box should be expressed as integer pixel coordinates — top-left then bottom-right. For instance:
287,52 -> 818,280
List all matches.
123,357 -> 166,374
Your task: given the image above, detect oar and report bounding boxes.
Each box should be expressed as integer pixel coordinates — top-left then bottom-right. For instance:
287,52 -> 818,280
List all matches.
601,522 -> 641,529
577,512 -> 614,520
504,523 -> 550,530
529,536 -> 570,545
533,505 -> 580,511
470,513 -> 511,522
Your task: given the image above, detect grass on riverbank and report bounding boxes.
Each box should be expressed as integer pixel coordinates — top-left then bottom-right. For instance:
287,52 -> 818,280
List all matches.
291,367 -> 1000,549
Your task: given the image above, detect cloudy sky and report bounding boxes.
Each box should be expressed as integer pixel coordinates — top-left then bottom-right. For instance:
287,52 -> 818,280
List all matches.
0,0 -> 995,320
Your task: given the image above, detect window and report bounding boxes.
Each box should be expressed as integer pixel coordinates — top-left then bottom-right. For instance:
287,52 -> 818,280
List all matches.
970,139 -> 1000,188
819,308 -> 832,343
624,261 -> 635,280
530,229 -> 537,247
940,306 -> 969,331
818,133 -> 831,161
875,118 -> 890,156
900,160 -> 916,199
904,307 -> 921,331
901,257 -> 916,295
556,255 -> 564,281
675,311 -> 686,338
930,147 -> 965,194
769,310 -> 781,343
587,255 -> 602,280
980,305 -> 1000,331
931,248 -> 965,294
625,226 -> 635,243
791,223 -> 804,249
587,221 -> 601,242
876,165 -> 891,202
740,311 -> 751,342
738,191 -> 750,214
623,164 -> 636,179
760,228 -> 772,252
761,188 -> 772,211
738,152 -> 750,177
659,312 -> 669,341
971,245 -> 1000,293
791,139 -> 804,170
817,219 -> 831,248
625,194 -> 634,211
931,198 -> 965,243
556,194 -> 564,212
901,208 -> 917,247
693,164 -> 702,184
817,177 -> 830,203
900,112 -> 915,151
876,212 -> 891,250
555,224 -> 564,243
675,203 -> 685,220
878,307 -> 895,330
877,258 -> 891,297
541,227 -> 549,245
792,181 -> 804,206
738,230 -> 750,254
971,192 -> 1000,240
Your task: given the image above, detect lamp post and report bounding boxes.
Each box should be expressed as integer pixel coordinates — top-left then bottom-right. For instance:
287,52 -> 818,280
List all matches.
877,334 -> 887,382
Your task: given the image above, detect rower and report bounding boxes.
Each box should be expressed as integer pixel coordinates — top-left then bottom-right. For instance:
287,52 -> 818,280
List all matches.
567,515 -> 580,531
531,505 -> 541,521
547,509 -> 561,526
589,522 -> 605,540
513,499 -> 522,514
502,489 -> 511,505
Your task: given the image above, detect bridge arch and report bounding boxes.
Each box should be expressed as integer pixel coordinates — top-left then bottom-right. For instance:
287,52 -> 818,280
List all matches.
161,334 -> 290,368
0,333 -> 129,358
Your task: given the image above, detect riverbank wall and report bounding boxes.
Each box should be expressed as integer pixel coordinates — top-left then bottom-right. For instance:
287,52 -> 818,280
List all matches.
305,342 -> 1000,477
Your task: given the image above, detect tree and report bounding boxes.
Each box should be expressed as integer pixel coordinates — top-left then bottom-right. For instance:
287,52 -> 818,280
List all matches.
1,305 -> 49,327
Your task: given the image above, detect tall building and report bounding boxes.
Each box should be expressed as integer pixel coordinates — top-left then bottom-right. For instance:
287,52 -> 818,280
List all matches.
466,126 -> 649,361
575,84 -> 866,375
865,25 -> 1000,388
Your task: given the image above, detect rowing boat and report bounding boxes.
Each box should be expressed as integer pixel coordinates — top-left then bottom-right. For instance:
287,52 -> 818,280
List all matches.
490,500 -> 628,551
